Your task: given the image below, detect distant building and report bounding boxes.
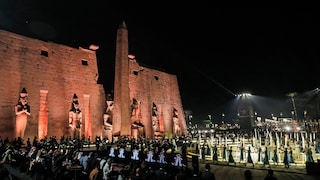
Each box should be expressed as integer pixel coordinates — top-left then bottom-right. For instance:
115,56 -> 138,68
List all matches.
237,94 -> 255,131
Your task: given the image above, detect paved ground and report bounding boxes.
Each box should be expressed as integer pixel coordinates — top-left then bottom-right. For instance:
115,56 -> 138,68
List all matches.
201,161 -> 320,180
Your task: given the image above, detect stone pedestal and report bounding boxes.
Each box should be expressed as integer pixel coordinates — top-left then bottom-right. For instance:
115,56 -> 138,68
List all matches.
132,128 -> 138,139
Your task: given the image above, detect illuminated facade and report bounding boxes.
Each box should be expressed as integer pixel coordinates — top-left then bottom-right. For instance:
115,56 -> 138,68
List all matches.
0,22 -> 187,140
112,22 -> 187,138
0,29 -> 105,140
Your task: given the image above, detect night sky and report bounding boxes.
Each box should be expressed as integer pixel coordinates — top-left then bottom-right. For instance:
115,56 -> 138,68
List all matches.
1,3 -> 319,122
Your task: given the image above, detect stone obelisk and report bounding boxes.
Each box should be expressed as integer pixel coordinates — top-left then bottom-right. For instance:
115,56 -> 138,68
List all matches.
112,21 -> 131,136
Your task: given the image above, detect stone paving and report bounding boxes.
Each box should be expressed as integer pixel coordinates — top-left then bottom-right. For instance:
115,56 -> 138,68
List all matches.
196,160 -> 320,180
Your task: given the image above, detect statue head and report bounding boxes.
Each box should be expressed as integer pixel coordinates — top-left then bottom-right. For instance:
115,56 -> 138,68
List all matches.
19,88 -> 28,105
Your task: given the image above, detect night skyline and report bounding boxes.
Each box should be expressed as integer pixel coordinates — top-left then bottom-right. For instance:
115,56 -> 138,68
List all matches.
1,4 -> 319,121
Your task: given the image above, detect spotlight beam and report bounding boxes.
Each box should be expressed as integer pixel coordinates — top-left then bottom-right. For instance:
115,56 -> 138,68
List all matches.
194,66 -> 236,97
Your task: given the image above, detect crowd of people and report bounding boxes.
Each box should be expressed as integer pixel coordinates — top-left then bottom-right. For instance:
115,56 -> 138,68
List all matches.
0,135 -> 213,180
0,131 -> 315,179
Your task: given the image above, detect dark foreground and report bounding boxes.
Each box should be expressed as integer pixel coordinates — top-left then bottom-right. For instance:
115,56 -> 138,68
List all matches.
2,160 -> 320,180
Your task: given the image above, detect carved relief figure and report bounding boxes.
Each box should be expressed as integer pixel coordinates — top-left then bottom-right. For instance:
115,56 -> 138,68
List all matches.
158,150 -> 167,164
103,94 -> 114,141
173,107 -> 181,136
104,94 -> 113,129
152,103 -> 160,134
69,93 -> 82,138
109,146 -> 115,157
130,98 -> 144,138
118,147 -> 125,159
145,150 -> 156,162
173,153 -> 185,167
131,98 -> 144,127
130,98 -> 139,119
131,148 -> 140,160
15,88 -> 31,138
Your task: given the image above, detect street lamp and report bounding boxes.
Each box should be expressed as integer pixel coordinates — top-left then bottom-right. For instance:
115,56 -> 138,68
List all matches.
222,113 -> 225,124
287,92 -> 298,120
